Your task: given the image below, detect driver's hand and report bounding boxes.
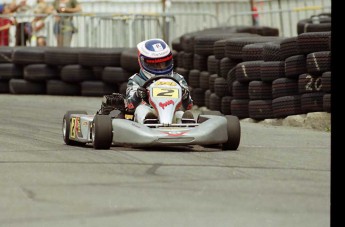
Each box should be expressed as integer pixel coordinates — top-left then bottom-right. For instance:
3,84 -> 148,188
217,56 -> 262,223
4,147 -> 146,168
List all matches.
136,86 -> 147,99
182,87 -> 189,100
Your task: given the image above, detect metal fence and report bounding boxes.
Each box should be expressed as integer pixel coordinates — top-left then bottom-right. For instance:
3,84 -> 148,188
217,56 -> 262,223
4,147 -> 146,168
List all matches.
224,4 -> 331,37
1,12 -> 218,47
0,0 -> 331,48
73,0 -> 331,38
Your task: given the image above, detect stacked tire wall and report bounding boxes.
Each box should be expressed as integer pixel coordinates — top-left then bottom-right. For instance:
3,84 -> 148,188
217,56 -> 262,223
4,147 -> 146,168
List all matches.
0,47 -> 140,97
172,16 -> 331,120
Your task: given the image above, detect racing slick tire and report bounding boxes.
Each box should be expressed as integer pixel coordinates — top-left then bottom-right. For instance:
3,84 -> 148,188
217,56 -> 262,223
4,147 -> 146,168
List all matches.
222,115 -> 241,151
92,114 -> 112,150
62,111 -> 88,146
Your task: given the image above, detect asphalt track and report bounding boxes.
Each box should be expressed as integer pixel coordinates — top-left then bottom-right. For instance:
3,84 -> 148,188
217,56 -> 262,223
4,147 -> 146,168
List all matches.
0,95 -> 330,227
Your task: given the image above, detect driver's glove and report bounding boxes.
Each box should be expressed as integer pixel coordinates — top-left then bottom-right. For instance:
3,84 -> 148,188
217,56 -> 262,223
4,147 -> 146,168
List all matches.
182,87 -> 190,100
136,86 -> 147,99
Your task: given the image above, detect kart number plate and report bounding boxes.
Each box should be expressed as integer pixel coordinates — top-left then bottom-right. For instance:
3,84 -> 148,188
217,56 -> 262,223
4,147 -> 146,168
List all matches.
154,81 -> 176,86
153,88 -> 179,98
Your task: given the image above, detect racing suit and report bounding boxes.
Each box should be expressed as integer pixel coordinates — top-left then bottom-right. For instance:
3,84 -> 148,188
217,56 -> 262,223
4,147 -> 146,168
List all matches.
97,70 -> 193,122
126,70 -> 193,114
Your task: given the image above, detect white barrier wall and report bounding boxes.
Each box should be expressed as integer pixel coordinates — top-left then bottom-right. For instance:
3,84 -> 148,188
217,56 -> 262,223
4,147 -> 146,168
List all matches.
49,0 -> 333,38
5,0 -> 331,47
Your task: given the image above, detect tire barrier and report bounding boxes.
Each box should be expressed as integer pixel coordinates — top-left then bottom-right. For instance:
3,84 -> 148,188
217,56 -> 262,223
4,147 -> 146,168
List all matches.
297,13 -> 331,35
170,23 -> 331,120
0,22 -> 331,122
0,46 -> 138,97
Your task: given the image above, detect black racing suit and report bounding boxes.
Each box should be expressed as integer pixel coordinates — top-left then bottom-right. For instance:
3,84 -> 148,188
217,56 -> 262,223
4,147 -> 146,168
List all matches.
126,70 -> 193,113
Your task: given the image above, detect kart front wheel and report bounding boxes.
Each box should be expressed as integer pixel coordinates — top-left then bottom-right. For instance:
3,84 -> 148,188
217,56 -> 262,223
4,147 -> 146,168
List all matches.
92,114 -> 112,150
222,115 -> 241,151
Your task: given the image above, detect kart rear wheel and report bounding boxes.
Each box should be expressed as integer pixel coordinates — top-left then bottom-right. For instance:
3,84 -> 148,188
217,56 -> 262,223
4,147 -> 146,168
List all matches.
62,111 -> 87,146
92,114 -> 112,150
222,115 -> 241,150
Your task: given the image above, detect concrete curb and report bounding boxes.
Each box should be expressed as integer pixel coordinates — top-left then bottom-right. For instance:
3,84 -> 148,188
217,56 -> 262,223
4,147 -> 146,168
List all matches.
192,106 -> 331,132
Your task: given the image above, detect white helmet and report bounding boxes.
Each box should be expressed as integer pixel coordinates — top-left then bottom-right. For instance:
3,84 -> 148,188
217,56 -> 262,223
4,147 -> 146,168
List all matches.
137,38 -> 174,80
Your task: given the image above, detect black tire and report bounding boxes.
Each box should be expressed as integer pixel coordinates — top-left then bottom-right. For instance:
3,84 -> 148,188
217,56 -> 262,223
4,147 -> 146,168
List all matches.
60,65 -> 95,83
12,47 -> 46,65
222,115 -> 241,150
81,81 -> 118,97
92,114 -> 112,150
323,93 -> 331,113
23,64 -> 59,82
0,63 -> 23,81
230,99 -> 250,119
272,95 -> 302,118
191,87 -> 205,107
45,47 -> 81,66
182,52 -> 194,70
78,47 -> 124,67
62,111 -> 88,146
0,81 -> 9,93
102,67 -> 132,84
201,110 -> 223,116
0,46 -> 14,63
47,80 -> 81,96
120,48 -> 140,72
9,79 -> 46,94
193,54 -> 208,71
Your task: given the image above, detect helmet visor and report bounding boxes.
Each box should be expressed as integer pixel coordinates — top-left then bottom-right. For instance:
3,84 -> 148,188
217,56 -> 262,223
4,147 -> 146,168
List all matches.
140,53 -> 173,74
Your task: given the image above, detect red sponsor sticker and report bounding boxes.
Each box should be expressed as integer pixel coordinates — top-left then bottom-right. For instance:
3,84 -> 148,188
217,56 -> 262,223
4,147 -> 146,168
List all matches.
162,131 -> 187,136
159,100 -> 174,109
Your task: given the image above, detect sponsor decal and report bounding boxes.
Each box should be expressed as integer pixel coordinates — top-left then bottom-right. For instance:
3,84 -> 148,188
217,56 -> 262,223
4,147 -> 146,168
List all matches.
159,100 -> 174,109
71,117 -> 83,139
154,81 -> 176,86
70,117 -> 76,138
76,117 -> 81,133
152,43 -> 163,51
145,54 -> 172,64
125,114 -> 134,120
162,131 -> 188,136
150,52 -> 168,57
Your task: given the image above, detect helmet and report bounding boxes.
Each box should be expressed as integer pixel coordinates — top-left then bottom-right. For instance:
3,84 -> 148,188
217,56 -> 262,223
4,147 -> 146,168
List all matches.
137,38 -> 174,80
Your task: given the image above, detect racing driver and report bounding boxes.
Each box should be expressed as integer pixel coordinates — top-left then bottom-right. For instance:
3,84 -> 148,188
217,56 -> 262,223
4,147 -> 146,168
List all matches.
98,38 -> 194,122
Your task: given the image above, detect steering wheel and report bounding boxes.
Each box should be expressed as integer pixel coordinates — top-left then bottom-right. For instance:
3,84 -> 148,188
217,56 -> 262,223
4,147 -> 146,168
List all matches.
142,75 -> 182,89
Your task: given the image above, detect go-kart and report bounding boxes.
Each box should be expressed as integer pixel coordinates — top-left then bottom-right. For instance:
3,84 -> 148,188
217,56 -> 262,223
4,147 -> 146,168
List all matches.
62,75 -> 241,150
